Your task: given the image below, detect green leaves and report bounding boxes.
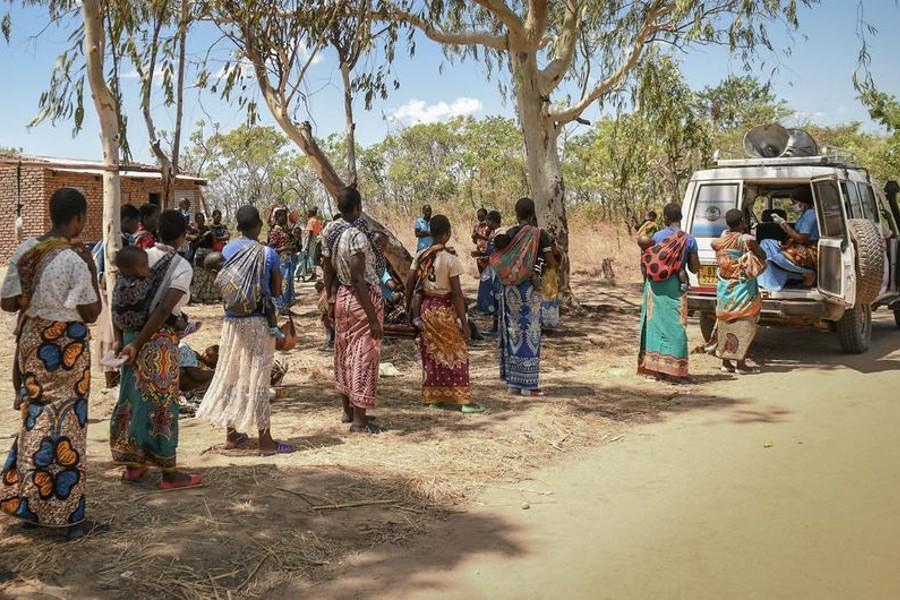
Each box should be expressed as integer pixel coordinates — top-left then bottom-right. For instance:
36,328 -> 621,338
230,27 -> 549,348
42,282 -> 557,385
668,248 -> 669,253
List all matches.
2,12 -> 11,43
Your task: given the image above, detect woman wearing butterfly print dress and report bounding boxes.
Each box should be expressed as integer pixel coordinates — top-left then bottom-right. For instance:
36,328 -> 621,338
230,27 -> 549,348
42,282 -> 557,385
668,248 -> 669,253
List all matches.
0,188 -> 103,540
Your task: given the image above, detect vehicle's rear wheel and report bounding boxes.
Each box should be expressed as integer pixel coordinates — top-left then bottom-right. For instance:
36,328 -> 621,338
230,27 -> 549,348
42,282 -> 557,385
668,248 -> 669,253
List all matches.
836,304 -> 872,354
847,218 -> 885,305
699,313 -> 716,343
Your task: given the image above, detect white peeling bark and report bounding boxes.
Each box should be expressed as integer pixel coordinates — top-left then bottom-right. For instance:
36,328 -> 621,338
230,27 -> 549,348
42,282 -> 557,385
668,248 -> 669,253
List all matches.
511,49 -> 576,307
82,0 -> 121,298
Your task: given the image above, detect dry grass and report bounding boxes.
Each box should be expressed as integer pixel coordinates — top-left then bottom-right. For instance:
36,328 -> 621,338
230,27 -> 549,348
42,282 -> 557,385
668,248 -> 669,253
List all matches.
0,233 -> 721,599
368,205 -> 641,284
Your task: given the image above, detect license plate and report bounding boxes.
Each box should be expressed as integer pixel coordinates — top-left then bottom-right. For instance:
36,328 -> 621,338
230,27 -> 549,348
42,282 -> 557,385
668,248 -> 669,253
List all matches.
699,266 -> 718,286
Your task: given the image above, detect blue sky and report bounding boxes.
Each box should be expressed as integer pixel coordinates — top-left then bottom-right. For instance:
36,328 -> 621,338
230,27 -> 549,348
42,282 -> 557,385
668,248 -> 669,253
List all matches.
1,1 -> 898,164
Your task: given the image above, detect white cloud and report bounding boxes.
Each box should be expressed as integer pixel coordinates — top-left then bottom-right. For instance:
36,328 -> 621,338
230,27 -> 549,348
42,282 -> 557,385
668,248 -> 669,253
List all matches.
790,110 -> 827,121
388,97 -> 483,125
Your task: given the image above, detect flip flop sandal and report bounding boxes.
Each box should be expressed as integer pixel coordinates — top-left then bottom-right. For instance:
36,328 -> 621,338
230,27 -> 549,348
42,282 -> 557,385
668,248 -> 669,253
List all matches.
224,433 -> 250,449
735,367 -> 760,375
258,441 -> 297,457
461,404 -> 487,414
121,467 -> 149,484
159,473 -> 204,491
521,389 -> 545,397
507,386 -> 522,395
720,366 -> 736,373
349,421 -> 383,434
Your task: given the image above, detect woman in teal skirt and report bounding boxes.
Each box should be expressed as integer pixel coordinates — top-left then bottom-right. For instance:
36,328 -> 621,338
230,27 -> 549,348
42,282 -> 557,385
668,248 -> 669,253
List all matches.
637,203 -> 700,383
111,211 -> 203,491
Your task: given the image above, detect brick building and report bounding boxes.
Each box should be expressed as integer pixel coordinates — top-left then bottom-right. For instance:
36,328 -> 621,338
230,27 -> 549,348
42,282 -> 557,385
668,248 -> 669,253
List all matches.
0,155 -> 206,261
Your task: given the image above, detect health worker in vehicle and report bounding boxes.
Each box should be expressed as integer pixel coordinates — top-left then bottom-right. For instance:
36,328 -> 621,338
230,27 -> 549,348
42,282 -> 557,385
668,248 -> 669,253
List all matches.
758,185 -> 819,291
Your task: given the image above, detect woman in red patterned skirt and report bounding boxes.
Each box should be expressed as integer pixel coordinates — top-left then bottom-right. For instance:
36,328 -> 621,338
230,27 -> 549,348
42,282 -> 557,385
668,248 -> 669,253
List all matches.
407,215 -> 485,413
322,187 -> 385,433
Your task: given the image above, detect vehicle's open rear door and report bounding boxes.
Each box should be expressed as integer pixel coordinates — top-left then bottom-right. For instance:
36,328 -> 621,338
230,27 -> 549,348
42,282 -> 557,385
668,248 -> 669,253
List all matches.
811,176 -> 855,307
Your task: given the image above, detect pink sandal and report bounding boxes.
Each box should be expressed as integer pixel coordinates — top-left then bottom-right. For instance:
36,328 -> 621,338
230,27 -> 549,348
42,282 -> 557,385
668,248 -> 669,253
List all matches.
159,473 -> 204,491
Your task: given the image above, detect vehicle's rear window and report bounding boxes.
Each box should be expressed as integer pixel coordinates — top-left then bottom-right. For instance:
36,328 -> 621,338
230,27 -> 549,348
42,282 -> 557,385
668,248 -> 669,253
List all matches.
814,179 -> 846,238
690,183 -> 739,238
857,183 -> 880,222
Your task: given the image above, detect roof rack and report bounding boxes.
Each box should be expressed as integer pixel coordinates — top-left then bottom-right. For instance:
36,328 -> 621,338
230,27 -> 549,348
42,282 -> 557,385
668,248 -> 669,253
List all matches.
712,153 -> 861,169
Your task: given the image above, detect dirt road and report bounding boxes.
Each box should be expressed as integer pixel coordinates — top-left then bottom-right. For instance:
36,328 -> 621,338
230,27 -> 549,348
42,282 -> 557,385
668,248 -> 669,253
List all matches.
308,313 -> 900,600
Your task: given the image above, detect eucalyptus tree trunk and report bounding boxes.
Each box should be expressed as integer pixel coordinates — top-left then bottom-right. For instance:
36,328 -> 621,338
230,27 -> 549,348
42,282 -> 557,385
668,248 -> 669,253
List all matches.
82,0 -> 121,296
510,51 -> 576,307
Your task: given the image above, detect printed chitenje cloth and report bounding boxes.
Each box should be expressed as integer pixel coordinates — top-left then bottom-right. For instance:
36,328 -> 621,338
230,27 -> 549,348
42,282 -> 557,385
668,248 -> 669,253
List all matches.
641,231 -> 688,282
324,217 -> 387,283
490,225 -> 540,287
334,284 -> 384,409
413,244 -> 472,406
637,232 -> 689,379
541,266 -> 560,329
713,231 -> 765,361
2,238 -> 92,527
110,328 -> 181,470
636,220 -> 660,239
780,240 -> 818,270
499,278 -> 543,390
196,316 -> 276,434
110,241 -> 184,470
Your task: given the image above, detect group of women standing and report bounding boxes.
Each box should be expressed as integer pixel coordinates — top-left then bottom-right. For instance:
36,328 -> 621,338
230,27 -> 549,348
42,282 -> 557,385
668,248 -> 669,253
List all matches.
636,201 -> 776,381
0,187 -> 561,545
0,190 -> 296,540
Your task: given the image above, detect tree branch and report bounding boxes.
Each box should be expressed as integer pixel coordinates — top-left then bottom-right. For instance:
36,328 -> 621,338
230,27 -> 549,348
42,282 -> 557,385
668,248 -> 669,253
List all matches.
377,2 -> 506,50
524,0 -> 549,47
539,0 -> 580,92
550,3 -> 673,124
474,0 -> 524,36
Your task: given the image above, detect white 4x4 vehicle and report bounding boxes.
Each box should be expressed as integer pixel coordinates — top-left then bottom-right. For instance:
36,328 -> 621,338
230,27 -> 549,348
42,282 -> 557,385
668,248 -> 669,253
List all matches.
683,137 -> 900,354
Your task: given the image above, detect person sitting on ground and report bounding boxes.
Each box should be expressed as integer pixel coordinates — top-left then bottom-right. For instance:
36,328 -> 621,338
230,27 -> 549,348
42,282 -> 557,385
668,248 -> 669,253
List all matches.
179,343 -> 219,394
636,202 -> 700,384
757,185 -> 819,291
710,209 -> 767,374
406,214 -> 484,413
370,232 -> 406,321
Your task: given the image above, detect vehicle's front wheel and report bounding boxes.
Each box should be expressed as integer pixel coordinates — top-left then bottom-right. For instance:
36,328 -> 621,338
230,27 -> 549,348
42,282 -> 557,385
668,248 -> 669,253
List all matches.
699,313 -> 716,343
836,304 -> 872,354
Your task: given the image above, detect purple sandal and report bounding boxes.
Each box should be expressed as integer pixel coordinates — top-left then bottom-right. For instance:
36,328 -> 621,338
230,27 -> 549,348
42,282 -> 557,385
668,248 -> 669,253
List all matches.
258,441 -> 296,457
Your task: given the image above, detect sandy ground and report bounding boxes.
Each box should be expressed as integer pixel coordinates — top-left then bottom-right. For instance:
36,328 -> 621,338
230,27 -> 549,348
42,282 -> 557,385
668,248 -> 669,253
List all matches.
306,311 -> 900,600
0,271 -> 898,599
